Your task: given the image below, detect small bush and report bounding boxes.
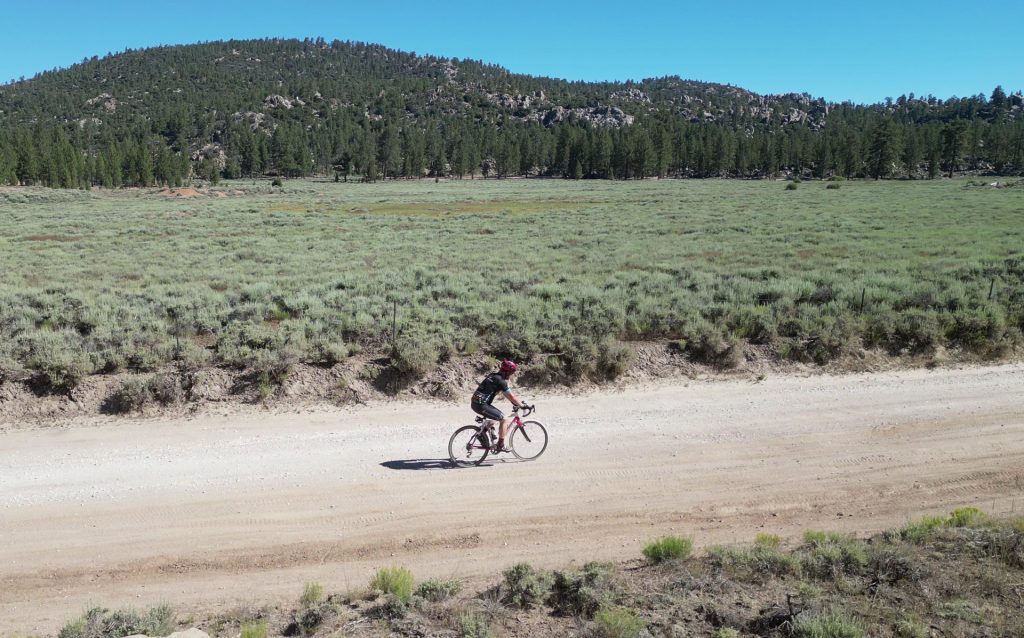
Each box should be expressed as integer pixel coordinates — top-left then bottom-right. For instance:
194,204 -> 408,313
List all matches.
593,606 -> 645,638
458,611 -> 493,638
709,544 -> 799,580
501,562 -> 550,609
240,620 -> 268,638
785,183 -> 799,191
826,183 -> 841,190
58,604 -> 175,638
642,535 -> 693,563
893,615 -> 927,638
595,338 -> 633,380
947,506 -> 987,528
390,334 -> 439,378
105,377 -> 151,413
900,515 -> 945,544
271,178 -> 283,187
755,533 -> 782,549
935,598 -> 982,622
370,567 -> 414,604
104,374 -> 185,414
791,609 -> 865,638
548,562 -> 614,618
800,531 -> 867,580
900,508 -> 992,544
376,596 -> 408,620
294,605 -> 325,634
415,578 -> 461,602
299,581 -> 324,607
866,544 -> 920,585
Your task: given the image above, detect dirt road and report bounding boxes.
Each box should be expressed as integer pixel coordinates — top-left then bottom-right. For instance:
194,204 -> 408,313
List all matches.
2,364 -> 1023,634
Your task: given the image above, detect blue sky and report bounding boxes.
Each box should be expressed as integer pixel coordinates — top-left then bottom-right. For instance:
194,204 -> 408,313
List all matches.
1,0 -> 1020,105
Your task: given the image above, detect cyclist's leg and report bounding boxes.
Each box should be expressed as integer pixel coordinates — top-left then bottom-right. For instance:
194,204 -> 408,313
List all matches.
479,404 -> 506,448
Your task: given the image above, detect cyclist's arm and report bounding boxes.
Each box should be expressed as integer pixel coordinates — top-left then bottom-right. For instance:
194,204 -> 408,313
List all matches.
502,390 -> 524,408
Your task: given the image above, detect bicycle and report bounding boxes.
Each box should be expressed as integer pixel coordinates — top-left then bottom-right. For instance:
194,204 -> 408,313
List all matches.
448,405 -> 548,467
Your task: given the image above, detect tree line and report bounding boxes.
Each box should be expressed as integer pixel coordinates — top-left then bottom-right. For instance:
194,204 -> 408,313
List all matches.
1,104 -> 1021,188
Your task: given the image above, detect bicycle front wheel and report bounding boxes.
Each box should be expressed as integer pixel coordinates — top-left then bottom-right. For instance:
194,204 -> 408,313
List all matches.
449,425 -> 490,467
510,420 -> 548,461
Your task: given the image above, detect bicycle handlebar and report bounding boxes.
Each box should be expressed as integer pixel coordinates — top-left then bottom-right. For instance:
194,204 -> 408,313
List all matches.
513,404 -> 536,417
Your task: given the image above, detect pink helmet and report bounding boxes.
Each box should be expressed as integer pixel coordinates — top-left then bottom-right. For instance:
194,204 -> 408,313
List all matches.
499,360 -> 518,377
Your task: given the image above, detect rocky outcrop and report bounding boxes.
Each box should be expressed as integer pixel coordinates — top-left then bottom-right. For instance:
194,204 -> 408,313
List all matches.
85,93 -> 118,113
610,88 -> 650,103
540,105 -> 634,128
264,94 -> 294,109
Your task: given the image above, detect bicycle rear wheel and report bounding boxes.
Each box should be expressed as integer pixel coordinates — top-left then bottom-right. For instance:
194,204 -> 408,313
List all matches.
448,425 -> 490,467
510,420 -> 548,461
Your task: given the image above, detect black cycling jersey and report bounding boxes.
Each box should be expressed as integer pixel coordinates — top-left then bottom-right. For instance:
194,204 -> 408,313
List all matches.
472,373 -> 509,406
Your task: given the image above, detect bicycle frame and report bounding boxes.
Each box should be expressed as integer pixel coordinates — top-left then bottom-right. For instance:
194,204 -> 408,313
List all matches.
473,407 -> 534,449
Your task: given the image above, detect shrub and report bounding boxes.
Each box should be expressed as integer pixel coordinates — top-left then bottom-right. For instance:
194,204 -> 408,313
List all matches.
299,581 -> 324,607
900,515 -> 946,544
271,178 -> 283,187
900,508 -> 991,544
791,609 -> 865,638
294,605 -> 325,634
458,611 -> 493,638
826,183 -> 841,190
800,531 -> 867,580
785,183 -> 798,191
935,598 -> 982,622
709,544 -> 798,580
548,562 -> 614,618
893,615 -> 927,638
370,567 -> 414,604
390,334 -> 439,378
58,604 -> 175,638
716,630 -> 741,638
755,533 -> 782,549
105,377 -> 151,413
415,578 -> 461,602
595,338 -> 633,380
642,535 -> 693,563
240,620 -> 268,638
890,310 -> 942,354
593,606 -> 645,638
947,506 -> 987,528
24,329 -> 92,393
104,374 -> 184,414
865,544 -> 920,585
679,323 -> 742,369
501,563 -> 550,609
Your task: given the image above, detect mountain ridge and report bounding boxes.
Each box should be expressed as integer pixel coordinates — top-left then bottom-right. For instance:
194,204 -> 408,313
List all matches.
0,38 -> 1020,186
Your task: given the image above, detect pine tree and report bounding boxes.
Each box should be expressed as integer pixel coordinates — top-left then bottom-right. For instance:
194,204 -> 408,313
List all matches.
941,121 -> 967,178
867,119 -> 900,179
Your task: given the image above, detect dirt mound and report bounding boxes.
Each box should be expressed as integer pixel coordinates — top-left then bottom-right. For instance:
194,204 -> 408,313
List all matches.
158,187 -> 205,198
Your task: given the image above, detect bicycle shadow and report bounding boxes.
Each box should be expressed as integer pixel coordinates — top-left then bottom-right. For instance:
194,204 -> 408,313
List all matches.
379,458 -> 454,471
380,457 -> 527,471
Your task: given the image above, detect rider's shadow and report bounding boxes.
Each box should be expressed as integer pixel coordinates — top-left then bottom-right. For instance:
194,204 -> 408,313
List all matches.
380,457 -> 523,471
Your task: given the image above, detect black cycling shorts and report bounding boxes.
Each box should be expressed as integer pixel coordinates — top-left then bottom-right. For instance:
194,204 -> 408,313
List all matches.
471,402 -> 504,421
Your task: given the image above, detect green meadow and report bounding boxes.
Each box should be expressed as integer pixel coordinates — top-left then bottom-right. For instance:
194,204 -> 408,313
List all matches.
1,178 -> 1021,392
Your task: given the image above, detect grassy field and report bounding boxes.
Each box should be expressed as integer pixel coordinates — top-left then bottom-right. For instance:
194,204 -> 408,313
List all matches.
0,178 -> 1022,395
57,509 -> 1024,637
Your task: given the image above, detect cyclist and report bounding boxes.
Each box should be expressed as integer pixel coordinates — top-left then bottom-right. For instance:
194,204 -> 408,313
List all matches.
471,359 -> 530,453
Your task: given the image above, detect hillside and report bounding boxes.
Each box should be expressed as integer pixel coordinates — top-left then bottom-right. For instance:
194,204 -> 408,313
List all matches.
0,38 -> 1021,186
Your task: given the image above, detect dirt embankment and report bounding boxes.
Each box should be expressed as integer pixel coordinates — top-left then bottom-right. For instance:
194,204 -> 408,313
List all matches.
1,364 -> 1022,634
0,342 -> 989,426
